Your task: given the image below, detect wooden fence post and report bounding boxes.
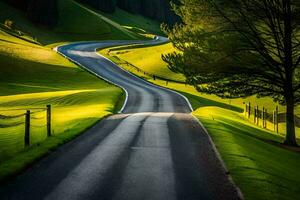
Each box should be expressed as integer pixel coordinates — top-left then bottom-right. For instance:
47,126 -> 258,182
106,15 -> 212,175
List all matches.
25,110 -> 30,147
276,106 -> 279,133
273,110 -> 276,131
253,107 -> 257,124
256,106 -> 259,125
261,107 -> 265,128
47,105 -> 52,137
262,107 -> 266,128
248,102 -> 251,119
265,109 -> 267,128
273,106 -> 279,133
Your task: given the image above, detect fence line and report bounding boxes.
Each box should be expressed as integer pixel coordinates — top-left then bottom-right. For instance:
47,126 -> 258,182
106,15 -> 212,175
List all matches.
244,102 -> 300,133
108,53 -> 186,84
0,105 -> 52,148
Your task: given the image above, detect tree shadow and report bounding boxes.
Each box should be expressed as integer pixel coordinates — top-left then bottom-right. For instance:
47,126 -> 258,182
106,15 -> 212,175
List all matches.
179,91 -> 244,113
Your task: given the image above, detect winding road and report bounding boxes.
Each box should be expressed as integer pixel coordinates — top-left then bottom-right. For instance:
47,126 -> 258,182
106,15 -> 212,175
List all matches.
0,37 -> 241,200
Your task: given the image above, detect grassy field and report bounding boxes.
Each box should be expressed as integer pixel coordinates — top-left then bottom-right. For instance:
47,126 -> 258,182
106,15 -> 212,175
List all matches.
99,42 -> 300,200
0,35 -> 123,180
194,107 -> 300,200
100,8 -> 163,36
100,43 -> 186,82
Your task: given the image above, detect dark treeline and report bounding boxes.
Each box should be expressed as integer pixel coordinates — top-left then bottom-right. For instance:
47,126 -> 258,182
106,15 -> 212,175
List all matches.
5,0 -> 179,27
78,0 -> 181,25
5,0 -> 58,27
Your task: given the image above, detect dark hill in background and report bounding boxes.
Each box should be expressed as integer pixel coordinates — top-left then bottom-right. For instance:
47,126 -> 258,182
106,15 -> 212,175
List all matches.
5,0 -> 58,27
116,0 -> 180,26
79,0 -> 117,13
4,0 -> 179,28
27,0 -> 58,27
77,0 -> 181,26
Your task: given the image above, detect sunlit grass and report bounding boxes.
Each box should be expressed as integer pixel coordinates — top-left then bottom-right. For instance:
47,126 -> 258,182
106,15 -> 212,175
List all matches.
193,107 -> 300,200
0,33 -> 122,181
0,88 -> 121,159
99,43 -> 186,82
0,41 -> 75,67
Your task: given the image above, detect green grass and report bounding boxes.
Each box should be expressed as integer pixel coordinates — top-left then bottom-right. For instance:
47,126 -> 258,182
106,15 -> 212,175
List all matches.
0,29 -> 122,182
99,42 -> 300,200
100,8 -> 164,36
99,43 -> 186,82
193,107 -> 300,200
68,0 -> 148,41
0,41 -> 123,154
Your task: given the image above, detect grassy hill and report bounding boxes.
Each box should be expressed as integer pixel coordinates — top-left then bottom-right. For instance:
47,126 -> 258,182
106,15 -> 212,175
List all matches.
100,43 -> 185,82
0,32 -> 124,180
100,8 -> 164,36
0,0 -> 156,46
0,0 -> 163,182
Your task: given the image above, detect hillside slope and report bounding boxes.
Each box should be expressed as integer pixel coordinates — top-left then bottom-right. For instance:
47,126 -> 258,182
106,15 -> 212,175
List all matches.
0,0 -> 154,45
0,31 -> 123,162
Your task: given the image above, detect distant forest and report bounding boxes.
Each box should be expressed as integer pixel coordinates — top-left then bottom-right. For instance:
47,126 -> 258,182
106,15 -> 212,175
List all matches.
5,0 -> 180,27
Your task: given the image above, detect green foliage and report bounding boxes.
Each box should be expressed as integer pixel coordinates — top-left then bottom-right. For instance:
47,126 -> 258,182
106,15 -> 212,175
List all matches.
163,0 -> 300,145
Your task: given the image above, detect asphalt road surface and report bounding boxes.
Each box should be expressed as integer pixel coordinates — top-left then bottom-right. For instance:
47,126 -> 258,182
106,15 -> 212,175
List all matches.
0,37 -> 241,200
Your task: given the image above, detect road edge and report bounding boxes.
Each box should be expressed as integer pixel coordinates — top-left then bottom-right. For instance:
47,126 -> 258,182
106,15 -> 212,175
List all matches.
94,43 -> 244,199
53,46 -> 129,113
94,42 -> 243,199
94,48 -> 194,112
53,40 -> 243,199
191,115 -> 245,200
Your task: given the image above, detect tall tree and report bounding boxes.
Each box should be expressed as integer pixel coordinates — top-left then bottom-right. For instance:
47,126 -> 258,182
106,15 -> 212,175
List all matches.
163,0 -> 300,146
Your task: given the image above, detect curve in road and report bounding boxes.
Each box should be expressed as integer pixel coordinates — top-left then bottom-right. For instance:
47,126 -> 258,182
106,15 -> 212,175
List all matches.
0,37 -> 242,200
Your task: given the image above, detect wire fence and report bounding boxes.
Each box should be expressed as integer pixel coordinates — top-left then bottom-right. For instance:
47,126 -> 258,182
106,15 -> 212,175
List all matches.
0,105 -> 52,156
244,102 -> 300,133
109,54 -> 186,84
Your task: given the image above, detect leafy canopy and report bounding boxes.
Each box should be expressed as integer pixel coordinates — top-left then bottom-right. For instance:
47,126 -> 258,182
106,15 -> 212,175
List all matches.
163,0 -> 300,105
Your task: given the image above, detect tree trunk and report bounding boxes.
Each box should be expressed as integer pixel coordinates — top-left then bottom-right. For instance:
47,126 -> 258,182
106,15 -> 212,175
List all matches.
284,97 -> 298,146
283,0 -> 297,146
